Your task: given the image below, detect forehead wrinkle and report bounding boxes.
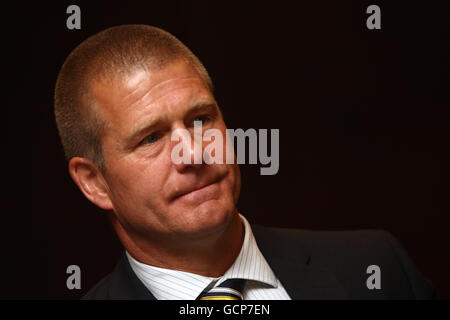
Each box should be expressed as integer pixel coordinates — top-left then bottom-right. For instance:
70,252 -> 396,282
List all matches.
123,77 -> 204,112
124,84 -> 212,136
146,92 -> 208,127
121,69 -> 151,101
130,93 -> 215,140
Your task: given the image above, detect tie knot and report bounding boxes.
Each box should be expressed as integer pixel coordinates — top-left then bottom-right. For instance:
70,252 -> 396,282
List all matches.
198,278 -> 247,300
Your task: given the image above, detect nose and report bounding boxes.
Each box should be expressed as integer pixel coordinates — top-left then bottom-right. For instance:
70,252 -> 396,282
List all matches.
171,127 -> 205,173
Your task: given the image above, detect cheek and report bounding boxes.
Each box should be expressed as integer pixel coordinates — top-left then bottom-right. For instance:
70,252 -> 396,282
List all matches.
107,160 -> 168,207
219,162 -> 241,201
232,164 -> 241,201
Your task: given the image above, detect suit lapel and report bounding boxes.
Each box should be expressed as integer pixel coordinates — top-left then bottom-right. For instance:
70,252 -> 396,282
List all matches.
108,253 -> 156,300
252,225 -> 349,299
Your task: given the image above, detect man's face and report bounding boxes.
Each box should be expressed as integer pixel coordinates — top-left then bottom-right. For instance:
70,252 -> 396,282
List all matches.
91,59 -> 241,242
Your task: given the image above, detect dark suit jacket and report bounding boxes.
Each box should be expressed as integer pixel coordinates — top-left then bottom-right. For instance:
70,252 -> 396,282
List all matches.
83,226 -> 435,299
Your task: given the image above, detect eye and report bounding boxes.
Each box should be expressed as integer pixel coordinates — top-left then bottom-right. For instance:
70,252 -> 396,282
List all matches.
192,115 -> 210,125
142,132 -> 160,144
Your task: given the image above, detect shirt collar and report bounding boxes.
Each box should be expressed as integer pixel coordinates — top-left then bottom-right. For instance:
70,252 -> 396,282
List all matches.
220,214 -> 278,287
126,214 -> 278,300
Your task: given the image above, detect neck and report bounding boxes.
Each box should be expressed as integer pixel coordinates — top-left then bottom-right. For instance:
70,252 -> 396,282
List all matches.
111,212 -> 244,277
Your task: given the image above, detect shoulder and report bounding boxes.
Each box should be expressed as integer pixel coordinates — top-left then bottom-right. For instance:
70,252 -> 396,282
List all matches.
252,225 -> 396,257
82,253 -> 155,300
252,226 -> 400,270
251,225 -> 435,299
82,274 -> 113,300
254,224 -> 392,245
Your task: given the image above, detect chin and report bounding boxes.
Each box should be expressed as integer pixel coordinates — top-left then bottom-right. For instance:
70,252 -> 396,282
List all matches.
178,199 -> 236,238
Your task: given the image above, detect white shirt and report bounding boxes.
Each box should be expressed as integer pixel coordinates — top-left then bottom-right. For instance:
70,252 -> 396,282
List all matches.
126,214 -> 291,300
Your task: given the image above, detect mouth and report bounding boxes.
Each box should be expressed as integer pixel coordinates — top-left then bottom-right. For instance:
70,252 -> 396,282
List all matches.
171,176 -> 223,203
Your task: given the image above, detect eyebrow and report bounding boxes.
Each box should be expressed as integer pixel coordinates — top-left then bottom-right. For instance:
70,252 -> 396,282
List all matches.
123,101 -> 219,149
187,101 -> 220,119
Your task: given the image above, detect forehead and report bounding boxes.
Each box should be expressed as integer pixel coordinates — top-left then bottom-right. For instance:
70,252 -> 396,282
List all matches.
90,59 -> 212,123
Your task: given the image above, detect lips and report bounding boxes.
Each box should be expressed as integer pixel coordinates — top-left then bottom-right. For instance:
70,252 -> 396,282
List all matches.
171,174 -> 224,203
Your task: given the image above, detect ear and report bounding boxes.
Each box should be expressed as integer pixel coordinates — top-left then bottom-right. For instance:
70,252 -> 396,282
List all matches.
68,157 -> 114,211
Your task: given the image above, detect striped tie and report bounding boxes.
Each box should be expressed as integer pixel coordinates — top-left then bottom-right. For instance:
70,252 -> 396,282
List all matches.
198,279 -> 247,300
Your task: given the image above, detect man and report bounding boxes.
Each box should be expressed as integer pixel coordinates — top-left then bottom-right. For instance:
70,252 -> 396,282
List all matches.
54,25 -> 434,299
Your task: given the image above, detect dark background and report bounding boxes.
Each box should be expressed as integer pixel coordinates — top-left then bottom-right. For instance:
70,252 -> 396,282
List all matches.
4,1 -> 449,299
